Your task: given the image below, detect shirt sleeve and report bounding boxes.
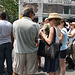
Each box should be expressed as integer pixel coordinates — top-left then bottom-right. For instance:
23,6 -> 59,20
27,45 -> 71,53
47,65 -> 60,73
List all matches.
61,28 -> 67,35
13,21 -> 17,39
34,23 -> 40,39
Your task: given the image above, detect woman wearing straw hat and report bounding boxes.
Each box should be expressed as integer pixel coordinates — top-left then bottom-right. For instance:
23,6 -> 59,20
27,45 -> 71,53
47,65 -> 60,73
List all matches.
39,13 -> 61,75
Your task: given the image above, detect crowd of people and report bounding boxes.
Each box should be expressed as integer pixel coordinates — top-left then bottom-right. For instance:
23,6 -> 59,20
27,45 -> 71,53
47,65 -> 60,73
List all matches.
0,4 -> 75,75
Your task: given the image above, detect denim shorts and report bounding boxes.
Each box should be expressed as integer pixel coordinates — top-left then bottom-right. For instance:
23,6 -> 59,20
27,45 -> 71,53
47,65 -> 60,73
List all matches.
60,49 -> 68,58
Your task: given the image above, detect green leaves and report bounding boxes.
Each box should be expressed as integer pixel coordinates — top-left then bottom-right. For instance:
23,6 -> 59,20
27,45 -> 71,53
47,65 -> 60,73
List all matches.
0,0 -> 18,23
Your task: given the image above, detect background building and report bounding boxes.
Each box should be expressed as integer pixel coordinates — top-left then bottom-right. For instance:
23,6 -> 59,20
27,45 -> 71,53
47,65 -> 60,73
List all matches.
20,0 -> 75,22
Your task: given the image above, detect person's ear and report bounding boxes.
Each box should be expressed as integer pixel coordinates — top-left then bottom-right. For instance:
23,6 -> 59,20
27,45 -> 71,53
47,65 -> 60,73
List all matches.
63,22 -> 64,25
29,12 -> 32,18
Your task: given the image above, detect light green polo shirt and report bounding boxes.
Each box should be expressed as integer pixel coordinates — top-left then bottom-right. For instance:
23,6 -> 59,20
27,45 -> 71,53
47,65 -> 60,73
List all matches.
13,17 -> 40,53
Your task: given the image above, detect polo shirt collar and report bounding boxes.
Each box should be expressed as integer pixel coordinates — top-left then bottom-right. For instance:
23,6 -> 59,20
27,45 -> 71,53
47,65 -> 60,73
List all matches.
22,17 -> 32,21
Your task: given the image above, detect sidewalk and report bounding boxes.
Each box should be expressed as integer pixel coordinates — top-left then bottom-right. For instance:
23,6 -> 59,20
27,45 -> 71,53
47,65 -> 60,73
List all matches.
3,66 -> 75,75
3,57 -> 75,75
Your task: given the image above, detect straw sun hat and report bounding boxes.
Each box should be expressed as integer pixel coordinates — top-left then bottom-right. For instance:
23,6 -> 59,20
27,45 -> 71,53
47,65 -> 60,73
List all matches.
45,13 -> 61,21
70,22 -> 75,26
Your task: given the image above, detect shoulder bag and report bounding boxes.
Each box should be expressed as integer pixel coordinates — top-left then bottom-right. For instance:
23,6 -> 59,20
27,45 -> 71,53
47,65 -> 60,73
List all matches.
38,27 -> 60,59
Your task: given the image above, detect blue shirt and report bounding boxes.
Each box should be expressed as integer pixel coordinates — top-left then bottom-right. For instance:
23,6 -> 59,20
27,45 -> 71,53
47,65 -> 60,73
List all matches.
60,28 -> 68,51
0,20 -> 13,45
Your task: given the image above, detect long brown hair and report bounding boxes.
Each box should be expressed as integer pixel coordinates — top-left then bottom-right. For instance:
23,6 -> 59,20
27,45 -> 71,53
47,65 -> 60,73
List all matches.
60,19 -> 67,28
54,18 -> 61,26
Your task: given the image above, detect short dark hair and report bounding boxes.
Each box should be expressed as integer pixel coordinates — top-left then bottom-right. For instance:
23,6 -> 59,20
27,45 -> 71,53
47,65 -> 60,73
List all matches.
22,4 -> 35,17
1,12 -> 6,20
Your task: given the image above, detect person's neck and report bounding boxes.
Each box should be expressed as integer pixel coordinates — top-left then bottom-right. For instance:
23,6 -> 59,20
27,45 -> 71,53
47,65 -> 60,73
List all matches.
54,26 -> 57,28
60,26 -> 64,29
72,28 -> 74,30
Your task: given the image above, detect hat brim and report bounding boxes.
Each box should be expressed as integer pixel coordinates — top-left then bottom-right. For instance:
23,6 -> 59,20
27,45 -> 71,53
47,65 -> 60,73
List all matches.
47,16 -> 62,20
70,23 -> 75,26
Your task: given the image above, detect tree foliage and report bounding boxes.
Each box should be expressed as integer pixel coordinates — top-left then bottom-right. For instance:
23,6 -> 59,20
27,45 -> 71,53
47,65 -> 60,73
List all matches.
0,0 -> 19,23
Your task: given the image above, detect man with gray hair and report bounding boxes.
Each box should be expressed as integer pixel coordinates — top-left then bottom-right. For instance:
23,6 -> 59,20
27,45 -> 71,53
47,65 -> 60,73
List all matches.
13,5 -> 40,75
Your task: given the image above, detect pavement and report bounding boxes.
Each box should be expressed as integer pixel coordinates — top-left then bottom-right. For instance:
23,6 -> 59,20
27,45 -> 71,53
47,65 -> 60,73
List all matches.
3,67 -> 75,75
3,57 -> 75,75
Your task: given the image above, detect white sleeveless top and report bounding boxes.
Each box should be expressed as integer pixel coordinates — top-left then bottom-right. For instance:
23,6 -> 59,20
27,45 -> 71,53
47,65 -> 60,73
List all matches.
55,28 -> 60,43
69,29 -> 75,44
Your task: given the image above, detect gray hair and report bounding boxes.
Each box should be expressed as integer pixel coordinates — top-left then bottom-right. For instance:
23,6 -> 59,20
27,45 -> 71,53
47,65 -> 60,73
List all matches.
22,4 -> 35,17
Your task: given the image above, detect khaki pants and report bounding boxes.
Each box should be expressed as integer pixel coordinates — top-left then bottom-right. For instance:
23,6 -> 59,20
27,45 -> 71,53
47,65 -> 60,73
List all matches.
13,51 -> 38,75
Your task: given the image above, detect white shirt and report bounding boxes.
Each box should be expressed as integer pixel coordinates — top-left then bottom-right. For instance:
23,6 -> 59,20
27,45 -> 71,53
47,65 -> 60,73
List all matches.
69,29 -> 75,44
0,20 -> 13,45
55,28 -> 60,43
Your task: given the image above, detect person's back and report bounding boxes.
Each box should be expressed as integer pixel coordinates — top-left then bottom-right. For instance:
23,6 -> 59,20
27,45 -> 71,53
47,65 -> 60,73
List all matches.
60,28 -> 68,50
0,20 -> 12,44
13,17 -> 39,53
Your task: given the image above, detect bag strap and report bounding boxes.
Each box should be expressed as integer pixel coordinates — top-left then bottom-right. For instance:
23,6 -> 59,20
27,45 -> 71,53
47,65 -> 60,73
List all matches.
72,39 -> 75,43
52,27 -> 56,44
46,27 -> 56,46
54,27 -> 56,43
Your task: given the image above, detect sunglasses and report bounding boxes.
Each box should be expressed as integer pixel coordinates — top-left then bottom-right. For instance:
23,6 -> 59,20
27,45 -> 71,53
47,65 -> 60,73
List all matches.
49,19 -> 52,21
